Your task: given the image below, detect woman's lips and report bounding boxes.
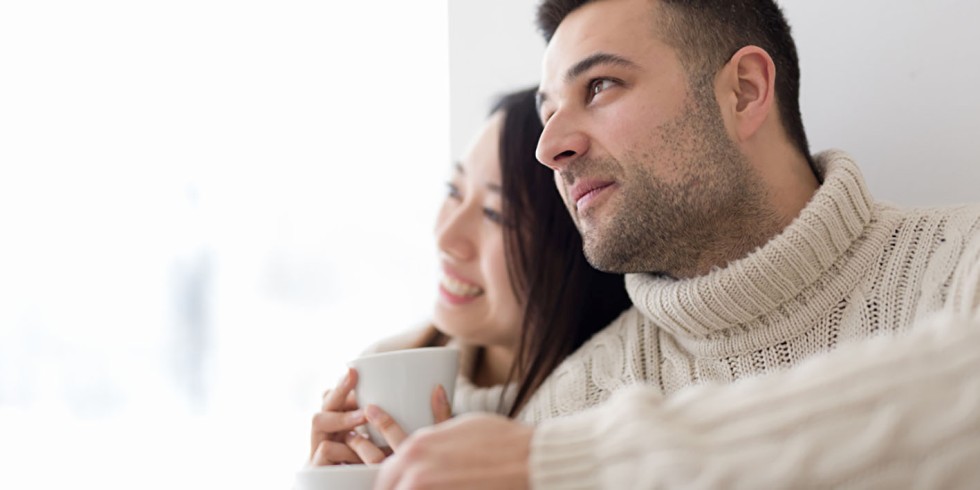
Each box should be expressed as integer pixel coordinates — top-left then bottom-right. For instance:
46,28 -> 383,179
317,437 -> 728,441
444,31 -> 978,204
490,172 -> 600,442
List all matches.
438,271 -> 484,305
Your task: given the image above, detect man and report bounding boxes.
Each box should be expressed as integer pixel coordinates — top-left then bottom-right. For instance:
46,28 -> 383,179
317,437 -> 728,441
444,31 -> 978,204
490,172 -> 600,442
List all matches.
375,0 -> 980,488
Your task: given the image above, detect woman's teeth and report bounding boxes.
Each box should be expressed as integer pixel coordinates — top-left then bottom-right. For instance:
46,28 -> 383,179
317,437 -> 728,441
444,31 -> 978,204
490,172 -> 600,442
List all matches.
441,275 -> 484,297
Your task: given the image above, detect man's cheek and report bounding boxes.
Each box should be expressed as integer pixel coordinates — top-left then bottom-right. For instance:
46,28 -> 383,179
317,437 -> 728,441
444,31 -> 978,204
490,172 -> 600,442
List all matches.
553,171 -> 568,201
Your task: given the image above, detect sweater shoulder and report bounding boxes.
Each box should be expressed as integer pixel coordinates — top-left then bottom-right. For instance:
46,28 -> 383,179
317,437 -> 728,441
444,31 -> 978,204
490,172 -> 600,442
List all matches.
568,306 -> 648,366
945,208 -> 980,315
876,203 -> 980,318
518,307 -> 657,423
583,306 -> 645,344
879,202 -> 980,229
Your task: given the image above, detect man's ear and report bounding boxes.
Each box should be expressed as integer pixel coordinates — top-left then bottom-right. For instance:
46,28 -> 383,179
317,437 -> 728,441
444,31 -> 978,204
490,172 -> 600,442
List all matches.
717,45 -> 777,142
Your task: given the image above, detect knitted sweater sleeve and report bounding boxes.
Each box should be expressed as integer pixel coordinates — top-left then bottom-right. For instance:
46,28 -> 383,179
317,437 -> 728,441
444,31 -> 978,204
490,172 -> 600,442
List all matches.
530,311 -> 980,489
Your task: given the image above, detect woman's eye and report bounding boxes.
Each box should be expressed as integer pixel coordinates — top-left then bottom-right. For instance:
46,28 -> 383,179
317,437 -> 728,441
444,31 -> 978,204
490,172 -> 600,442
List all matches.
445,182 -> 461,200
540,111 -> 552,126
588,78 -> 615,101
483,208 -> 504,225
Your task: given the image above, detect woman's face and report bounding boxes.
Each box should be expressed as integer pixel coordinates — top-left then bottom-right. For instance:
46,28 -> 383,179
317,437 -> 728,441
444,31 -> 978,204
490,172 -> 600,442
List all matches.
432,112 -> 523,349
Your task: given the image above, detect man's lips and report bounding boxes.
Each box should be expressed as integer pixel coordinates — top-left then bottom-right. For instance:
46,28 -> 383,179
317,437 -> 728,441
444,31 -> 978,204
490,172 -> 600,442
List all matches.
569,180 -> 615,211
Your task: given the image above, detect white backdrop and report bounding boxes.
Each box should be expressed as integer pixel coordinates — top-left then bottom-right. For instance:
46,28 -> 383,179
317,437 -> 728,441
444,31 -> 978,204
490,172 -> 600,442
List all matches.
0,1 -> 447,488
450,0 -> 980,206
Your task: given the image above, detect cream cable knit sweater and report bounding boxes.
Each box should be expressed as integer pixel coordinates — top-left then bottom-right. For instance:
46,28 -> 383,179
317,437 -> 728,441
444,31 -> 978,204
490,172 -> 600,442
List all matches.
520,151 -> 980,489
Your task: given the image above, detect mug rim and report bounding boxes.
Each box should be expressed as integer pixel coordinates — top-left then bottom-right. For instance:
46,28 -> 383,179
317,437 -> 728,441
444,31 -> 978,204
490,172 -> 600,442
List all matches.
348,346 -> 460,365
298,463 -> 381,474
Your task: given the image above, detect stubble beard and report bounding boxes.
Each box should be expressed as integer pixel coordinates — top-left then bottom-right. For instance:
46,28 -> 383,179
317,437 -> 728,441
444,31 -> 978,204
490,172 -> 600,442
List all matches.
574,82 -> 780,278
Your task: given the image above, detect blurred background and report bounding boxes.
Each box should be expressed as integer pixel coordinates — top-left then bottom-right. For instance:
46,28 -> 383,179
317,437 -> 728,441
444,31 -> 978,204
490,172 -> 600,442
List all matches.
1,1 -> 448,488
2,1 -> 978,488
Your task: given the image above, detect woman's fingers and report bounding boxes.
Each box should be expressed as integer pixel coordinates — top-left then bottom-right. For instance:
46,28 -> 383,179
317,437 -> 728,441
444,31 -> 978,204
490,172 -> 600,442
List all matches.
431,384 -> 452,424
313,371 -> 452,465
310,409 -> 367,459
312,409 -> 366,434
321,368 -> 359,411
320,391 -> 358,412
344,431 -> 389,464
364,405 -> 409,450
310,440 -> 363,466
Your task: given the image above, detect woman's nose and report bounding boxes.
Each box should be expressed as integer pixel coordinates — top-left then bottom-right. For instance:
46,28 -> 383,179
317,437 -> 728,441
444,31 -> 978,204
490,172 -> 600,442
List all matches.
434,205 -> 477,262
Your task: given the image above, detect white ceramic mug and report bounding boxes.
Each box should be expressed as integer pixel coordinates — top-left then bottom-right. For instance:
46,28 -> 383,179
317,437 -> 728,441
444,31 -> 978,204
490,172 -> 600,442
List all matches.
349,346 -> 459,446
295,464 -> 380,490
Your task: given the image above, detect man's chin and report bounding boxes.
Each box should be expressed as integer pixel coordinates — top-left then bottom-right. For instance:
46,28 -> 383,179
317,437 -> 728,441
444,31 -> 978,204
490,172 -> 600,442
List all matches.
582,228 -> 658,274
575,212 -> 603,235
581,233 -> 619,273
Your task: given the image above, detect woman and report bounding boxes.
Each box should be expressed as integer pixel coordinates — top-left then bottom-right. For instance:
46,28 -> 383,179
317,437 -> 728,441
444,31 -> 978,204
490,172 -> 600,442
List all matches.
309,87 -> 631,465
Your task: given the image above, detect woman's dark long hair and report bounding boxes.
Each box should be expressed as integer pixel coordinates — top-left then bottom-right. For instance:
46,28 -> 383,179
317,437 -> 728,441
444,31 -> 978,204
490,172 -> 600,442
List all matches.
421,87 -> 631,415
491,87 -> 632,417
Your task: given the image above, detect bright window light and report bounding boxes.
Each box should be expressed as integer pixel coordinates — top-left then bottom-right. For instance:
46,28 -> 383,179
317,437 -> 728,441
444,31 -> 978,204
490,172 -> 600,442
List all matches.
0,1 -> 449,487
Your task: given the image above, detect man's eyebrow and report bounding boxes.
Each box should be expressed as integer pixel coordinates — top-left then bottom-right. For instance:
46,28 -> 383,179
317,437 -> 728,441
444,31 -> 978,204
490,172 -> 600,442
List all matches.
485,182 -> 501,193
453,161 -> 464,174
537,53 -> 639,113
565,52 -> 638,83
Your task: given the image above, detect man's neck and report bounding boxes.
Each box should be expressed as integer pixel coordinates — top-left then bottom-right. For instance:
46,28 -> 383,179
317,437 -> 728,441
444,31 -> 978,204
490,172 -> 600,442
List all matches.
672,147 -> 819,280
759,148 -> 821,231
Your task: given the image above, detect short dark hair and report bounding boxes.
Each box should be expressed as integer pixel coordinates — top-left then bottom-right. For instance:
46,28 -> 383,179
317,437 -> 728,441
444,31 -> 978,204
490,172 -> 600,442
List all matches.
536,0 -> 813,169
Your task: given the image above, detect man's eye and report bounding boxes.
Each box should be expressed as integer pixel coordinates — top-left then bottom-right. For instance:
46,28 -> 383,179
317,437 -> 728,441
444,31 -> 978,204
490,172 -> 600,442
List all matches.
588,78 -> 615,100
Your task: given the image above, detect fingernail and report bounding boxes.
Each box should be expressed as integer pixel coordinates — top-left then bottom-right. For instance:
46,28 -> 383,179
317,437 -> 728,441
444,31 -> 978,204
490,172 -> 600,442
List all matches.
437,384 -> 449,406
347,409 -> 364,423
365,404 -> 381,422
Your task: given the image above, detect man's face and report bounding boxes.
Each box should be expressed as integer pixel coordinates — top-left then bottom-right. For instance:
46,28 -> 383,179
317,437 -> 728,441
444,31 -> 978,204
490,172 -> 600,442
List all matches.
536,0 -> 771,277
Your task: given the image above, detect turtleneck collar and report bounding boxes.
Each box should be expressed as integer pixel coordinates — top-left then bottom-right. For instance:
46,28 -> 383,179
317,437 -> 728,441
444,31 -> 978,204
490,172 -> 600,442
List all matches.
625,150 -> 877,341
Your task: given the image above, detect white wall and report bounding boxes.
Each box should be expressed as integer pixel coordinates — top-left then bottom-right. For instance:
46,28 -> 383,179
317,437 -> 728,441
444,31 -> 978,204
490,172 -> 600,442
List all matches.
449,0 -> 545,157
450,0 -> 980,206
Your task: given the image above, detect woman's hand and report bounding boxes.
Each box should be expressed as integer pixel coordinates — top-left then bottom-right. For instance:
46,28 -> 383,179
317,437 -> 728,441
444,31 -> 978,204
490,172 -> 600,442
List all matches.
309,368 -> 368,465
310,369 -> 454,466
350,384 -> 454,462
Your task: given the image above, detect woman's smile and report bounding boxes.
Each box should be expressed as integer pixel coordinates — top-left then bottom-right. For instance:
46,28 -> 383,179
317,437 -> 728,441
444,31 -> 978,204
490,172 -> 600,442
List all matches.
438,271 -> 485,304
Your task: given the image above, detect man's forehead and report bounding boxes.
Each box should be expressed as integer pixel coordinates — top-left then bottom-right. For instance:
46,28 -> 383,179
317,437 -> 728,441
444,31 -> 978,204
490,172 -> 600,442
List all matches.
539,0 -> 658,89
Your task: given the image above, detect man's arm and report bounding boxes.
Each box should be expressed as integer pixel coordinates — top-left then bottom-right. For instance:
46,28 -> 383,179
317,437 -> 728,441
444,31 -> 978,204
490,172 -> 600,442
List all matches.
375,310 -> 980,489
530,310 -> 980,489
374,412 -> 533,490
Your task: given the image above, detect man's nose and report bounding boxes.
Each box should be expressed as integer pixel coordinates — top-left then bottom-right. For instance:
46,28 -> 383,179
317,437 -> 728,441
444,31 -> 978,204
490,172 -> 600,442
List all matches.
535,111 -> 589,171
